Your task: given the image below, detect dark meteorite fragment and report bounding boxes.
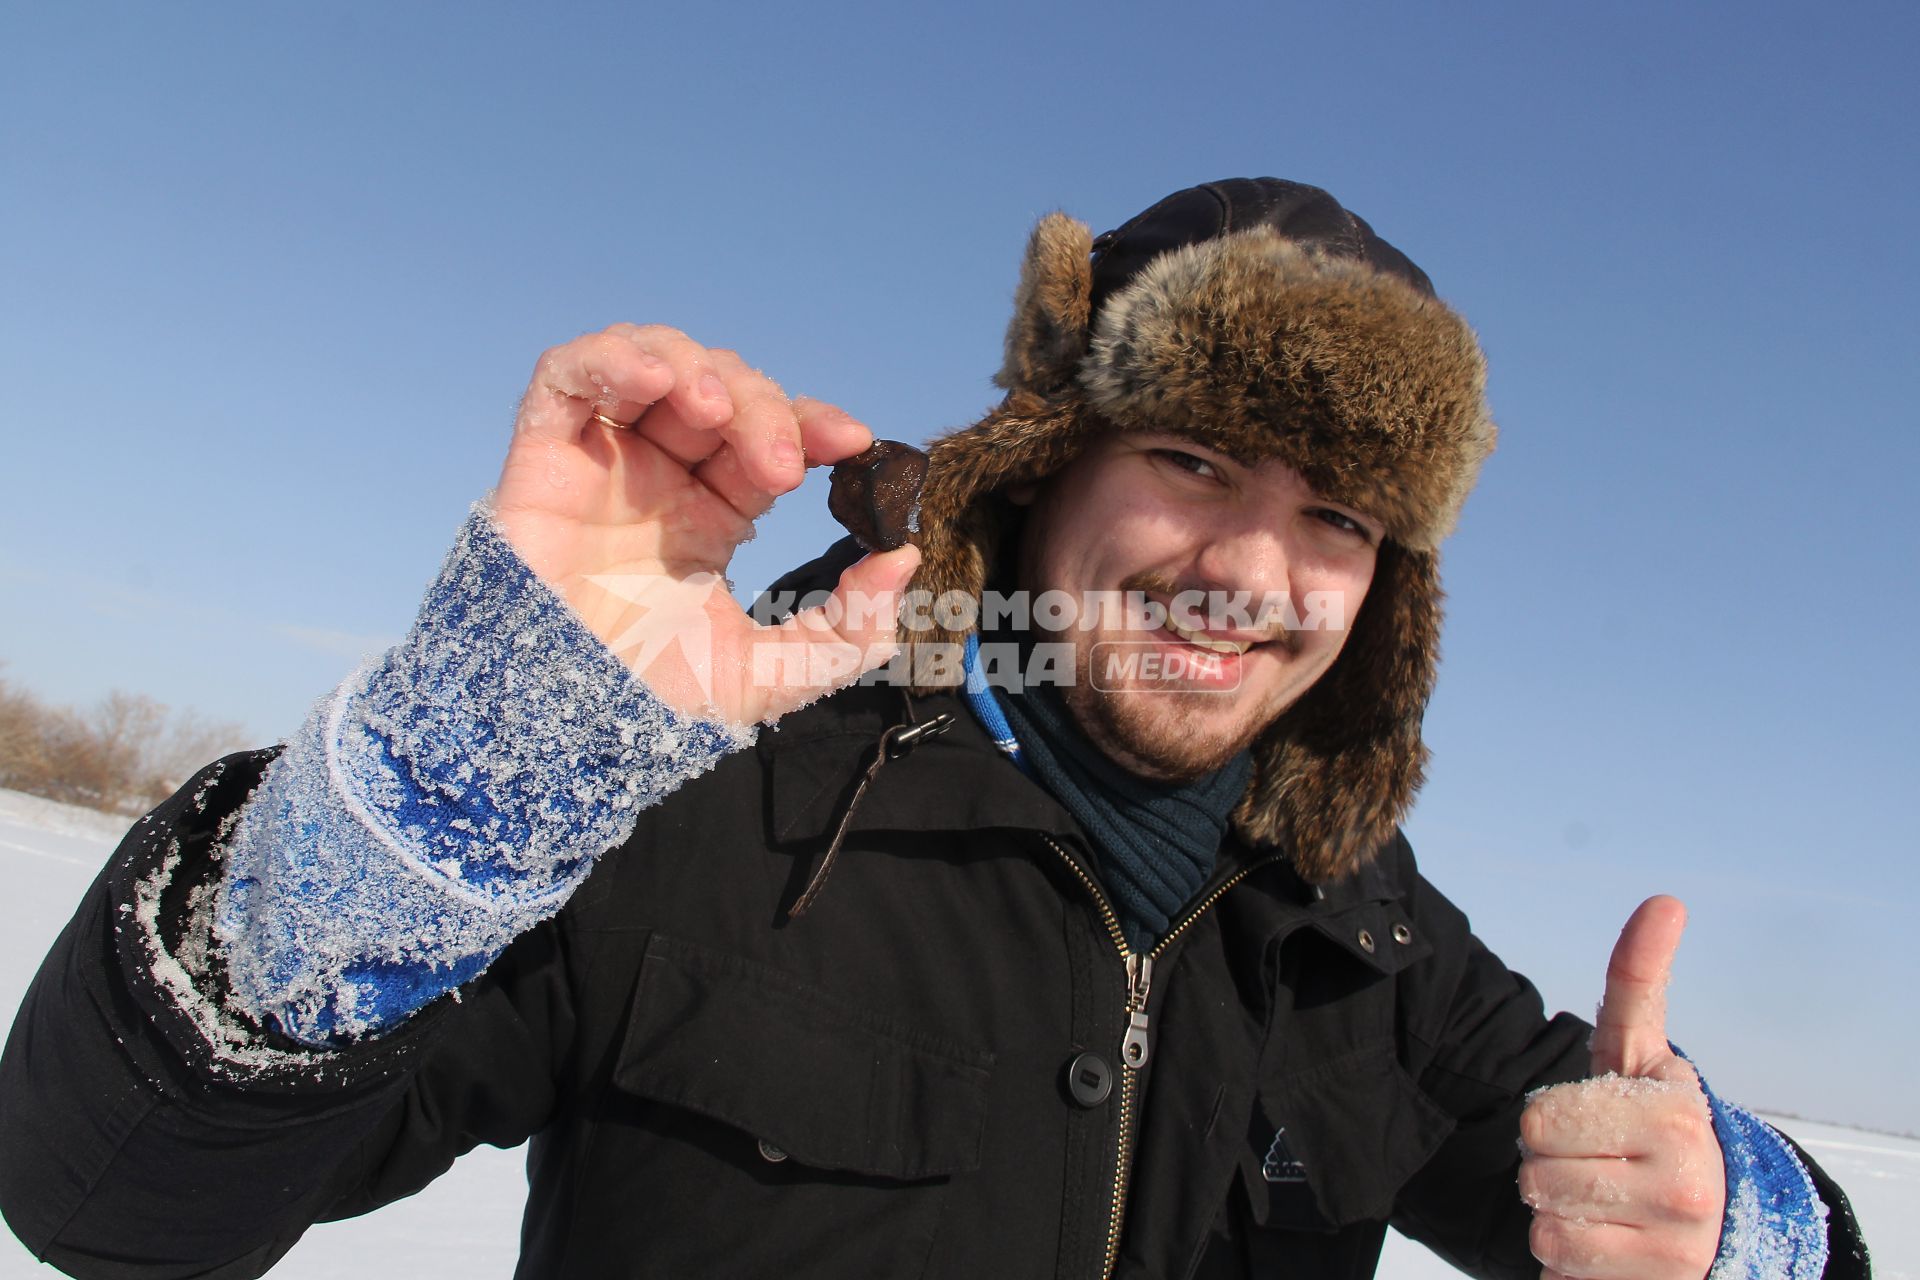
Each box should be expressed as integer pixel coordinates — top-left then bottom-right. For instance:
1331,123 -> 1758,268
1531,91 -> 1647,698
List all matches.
828,441 -> 928,552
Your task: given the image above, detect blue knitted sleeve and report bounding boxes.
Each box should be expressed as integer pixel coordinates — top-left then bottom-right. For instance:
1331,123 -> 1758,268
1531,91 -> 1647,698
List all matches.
1689,1055 -> 1830,1280
212,502 -> 754,1045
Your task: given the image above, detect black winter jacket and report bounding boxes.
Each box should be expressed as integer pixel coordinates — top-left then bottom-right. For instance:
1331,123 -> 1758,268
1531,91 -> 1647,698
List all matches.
0,682 -> 1869,1279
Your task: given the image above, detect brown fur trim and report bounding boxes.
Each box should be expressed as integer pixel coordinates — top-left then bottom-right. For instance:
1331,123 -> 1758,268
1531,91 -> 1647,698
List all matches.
1230,543 -> 1439,879
904,393 -> 1093,659
993,214 -> 1094,397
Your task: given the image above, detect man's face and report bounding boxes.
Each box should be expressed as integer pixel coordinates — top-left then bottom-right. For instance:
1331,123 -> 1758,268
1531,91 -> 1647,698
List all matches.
1012,432 -> 1381,782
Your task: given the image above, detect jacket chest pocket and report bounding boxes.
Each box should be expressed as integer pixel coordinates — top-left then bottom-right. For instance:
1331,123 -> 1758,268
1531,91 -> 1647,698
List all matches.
1240,1044 -> 1455,1233
589,934 -> 994,1279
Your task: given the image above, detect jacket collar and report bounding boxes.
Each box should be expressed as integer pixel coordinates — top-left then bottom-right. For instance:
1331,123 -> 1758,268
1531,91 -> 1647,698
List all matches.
760,683 -> 1084,847
760,682 -> 1301,898
758,683 -> 1421,977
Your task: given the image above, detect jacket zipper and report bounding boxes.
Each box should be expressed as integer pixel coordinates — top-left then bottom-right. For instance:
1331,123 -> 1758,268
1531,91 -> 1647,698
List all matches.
1042,835 -> 1283,1279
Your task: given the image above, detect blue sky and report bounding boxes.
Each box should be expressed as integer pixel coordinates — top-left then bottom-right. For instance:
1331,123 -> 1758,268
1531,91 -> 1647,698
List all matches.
2,2 -> 1915,1132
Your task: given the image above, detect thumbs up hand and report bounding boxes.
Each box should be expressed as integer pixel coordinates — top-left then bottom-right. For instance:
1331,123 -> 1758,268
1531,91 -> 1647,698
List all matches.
1517,897 -> 1727,1280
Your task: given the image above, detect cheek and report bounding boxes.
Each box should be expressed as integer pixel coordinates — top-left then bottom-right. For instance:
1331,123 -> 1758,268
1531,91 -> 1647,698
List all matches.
1013,503 -> 1066,595
1282,580 -> 1355,642
1028,507 -> 1160,596
1295,549 -> 1377,637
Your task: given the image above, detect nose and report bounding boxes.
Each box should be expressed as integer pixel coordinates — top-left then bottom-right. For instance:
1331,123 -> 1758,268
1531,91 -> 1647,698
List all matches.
1191,516 -> 1292,619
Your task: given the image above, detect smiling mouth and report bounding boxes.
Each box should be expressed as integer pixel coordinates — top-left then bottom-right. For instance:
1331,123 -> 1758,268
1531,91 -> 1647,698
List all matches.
1160,614 -> 1255,655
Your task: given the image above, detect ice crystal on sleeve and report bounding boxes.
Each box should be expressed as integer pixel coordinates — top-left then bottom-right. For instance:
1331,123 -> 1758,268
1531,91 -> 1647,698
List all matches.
1700,1085 -> 1831,1280
214,501 -> 753,1045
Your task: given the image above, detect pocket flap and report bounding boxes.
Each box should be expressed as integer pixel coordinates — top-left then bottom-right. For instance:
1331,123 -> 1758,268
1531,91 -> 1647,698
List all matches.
1305,903 -> 1435,977
612,935 -> 994,1181
1243,1045 -> 1455,1228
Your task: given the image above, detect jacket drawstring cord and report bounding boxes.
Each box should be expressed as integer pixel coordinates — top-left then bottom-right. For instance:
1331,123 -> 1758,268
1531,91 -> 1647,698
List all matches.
785,712 -> 955,920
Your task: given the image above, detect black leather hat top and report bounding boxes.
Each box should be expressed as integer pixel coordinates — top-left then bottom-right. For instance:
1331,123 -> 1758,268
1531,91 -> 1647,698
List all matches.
1086,178 -> 1435,319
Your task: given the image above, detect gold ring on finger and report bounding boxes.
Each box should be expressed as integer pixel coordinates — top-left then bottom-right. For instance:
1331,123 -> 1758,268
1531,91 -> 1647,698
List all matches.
589,410 -> 634,431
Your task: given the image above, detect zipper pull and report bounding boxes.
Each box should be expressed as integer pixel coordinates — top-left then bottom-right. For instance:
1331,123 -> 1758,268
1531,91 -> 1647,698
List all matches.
1120,953 -> 1154,1068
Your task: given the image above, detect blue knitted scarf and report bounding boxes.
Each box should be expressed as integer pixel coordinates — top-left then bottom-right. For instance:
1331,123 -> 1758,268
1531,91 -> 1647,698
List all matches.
963,632 -> 1251,951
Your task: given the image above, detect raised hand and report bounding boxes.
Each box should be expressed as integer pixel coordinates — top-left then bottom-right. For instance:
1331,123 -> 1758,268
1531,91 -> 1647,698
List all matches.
1518,896 -> 1726,1280
491,325 -> 920,728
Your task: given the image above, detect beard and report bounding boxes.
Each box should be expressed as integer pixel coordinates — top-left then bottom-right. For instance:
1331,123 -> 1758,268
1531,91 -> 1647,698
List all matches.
1057,675 -> 1266,782
1046,569 -> 1302,783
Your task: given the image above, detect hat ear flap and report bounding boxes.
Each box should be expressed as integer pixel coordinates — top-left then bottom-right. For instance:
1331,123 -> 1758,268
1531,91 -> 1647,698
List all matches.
1235,543 -> 1440,881
995,212 -> 1095,396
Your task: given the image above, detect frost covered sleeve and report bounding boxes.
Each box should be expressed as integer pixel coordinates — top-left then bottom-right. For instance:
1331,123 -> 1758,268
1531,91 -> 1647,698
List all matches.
0,751 -> 581,1274
1690,1056 -> 1851,1280
212,501 -> 754,1045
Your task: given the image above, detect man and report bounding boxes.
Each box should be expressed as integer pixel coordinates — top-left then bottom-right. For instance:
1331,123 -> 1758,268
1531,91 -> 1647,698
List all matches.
0,179 -> 1868,1278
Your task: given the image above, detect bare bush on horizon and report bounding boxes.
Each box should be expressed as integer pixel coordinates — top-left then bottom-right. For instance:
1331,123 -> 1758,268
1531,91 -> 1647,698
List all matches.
0,663 -> 250,816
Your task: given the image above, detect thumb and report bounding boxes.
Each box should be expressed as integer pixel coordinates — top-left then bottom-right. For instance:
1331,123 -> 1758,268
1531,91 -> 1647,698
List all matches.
749,544 -> 921,721
1589,894 -> 1687,1078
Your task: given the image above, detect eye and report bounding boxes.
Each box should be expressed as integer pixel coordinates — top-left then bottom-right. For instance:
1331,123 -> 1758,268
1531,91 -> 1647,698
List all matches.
1152,449 -> 1221,480
1310,507 -> 1376,543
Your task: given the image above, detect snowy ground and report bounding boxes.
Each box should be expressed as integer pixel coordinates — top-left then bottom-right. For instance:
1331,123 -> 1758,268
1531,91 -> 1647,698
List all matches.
1,789 -> 1911,1279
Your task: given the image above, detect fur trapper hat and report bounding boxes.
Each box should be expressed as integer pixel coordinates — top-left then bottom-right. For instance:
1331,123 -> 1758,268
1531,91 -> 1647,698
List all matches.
905,178 -> 1496,882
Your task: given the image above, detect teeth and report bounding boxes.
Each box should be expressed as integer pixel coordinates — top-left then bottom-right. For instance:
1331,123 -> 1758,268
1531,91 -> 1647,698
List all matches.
1162,614 -> 1252,654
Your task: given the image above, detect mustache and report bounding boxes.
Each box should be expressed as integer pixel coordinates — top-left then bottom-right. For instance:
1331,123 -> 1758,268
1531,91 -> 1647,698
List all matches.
1115,572 -> 1303,656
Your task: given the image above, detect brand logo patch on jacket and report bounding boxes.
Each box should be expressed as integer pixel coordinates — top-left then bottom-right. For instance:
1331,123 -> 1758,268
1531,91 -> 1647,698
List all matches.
1261,1127 -> 1308,1183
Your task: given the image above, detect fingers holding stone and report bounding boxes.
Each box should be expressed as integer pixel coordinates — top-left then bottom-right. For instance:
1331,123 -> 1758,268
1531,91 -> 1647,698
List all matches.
742,545 -> 921,721
701,348 -> 807,494
690,390 -> 877,524
512,328 -> 876,507
689,442 -> 778,522
792,396 -> 875,465
598,325 -> 742,468
514,328 -> 679,444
